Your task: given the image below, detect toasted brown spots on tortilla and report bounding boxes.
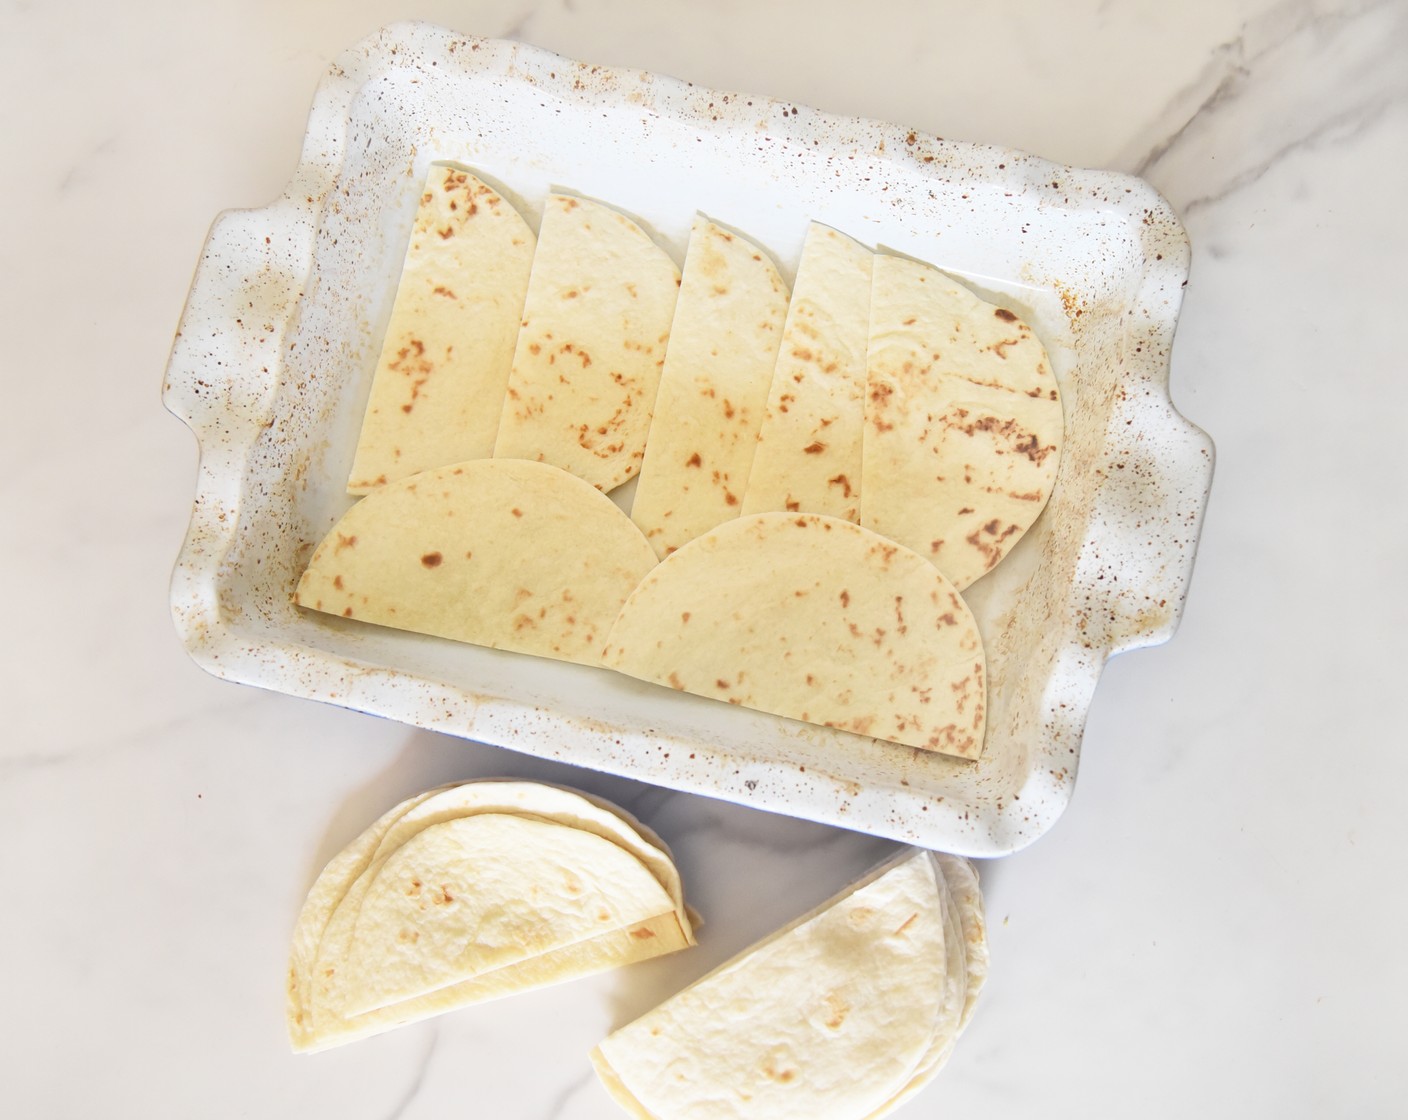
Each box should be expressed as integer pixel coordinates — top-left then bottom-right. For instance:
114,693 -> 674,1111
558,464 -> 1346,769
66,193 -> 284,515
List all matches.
994,307 -> 1017,322
342,607 -> 353,617
803,440 -> 826,454
823,993 -> 851,1029
420,552 -> 443,568
668,672 -> 685,690
827,473 -> 854,497
332,575 -> 343,590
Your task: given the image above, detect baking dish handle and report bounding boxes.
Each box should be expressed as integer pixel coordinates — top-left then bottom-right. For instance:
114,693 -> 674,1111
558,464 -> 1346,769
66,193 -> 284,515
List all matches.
1086,396 -> 1215,657
162,196 -> 317,447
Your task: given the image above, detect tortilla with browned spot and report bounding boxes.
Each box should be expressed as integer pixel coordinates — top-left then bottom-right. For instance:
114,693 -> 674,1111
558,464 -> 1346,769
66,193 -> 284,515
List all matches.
296,459 -> 657,666
591,849 -> 957,1120
348,165 -> 535,494
603,512 -> 986,758
630,217 -> 790,558
862,253 -> 1063,589
291,782 -> 697,1051
743,223 -> 872,523
492,194 -> 681,491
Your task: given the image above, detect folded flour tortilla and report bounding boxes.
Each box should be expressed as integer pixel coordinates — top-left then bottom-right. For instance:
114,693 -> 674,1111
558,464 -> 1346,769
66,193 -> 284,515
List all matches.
493,194 -> 681,491
742,223 -> 872,523
592,848 -> 981,1120
630,217 -> 790,558
295,459 -> 657,666
348,165 -> 535,493
603,512 -> 986,758
288,781 -> 696,1052
862,253 -> 1064,589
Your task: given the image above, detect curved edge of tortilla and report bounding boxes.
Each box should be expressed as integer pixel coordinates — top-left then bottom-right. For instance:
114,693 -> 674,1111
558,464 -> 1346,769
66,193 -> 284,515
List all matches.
296,459 -> 659,667
592,847 -> 948,1119
292,781 -> 697,1052
347,164 -> 536,493
862,252 -> 1064,590
285,787 -> 451,1049
365,780 -> 695,944
603,512 -> 987,758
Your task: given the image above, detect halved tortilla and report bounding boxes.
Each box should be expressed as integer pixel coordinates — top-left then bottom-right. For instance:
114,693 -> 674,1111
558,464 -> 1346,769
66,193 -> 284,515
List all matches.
347,165 -> 535,493
862,253 -> 1064,589
286,787 -> 451,1050
603,512 -> 986,758
630,218 -> 790,558
859,854 -> 975,1119
493,194 -> 681,491
295,459 -> 657,666
592,848 -> 951,1120
290,782 -> 697,1052
935,852 -> 988,1031
742,223 -> 872,522
326,815 -> 681,1016
355,781 -> 692,937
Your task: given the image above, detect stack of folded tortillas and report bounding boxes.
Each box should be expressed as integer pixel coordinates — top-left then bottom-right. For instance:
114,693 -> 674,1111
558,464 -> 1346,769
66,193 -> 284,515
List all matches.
592,848 -> 987,1120
286,785 -> 989,1120
286,781 -> 696,1052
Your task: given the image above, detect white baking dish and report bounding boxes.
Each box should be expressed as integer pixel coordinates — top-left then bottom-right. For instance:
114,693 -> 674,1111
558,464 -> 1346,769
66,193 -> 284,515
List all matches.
163,23 -> 1213,856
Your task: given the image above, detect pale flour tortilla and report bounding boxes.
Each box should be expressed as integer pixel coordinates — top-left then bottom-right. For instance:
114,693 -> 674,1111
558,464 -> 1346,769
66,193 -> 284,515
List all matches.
285,787 -> 450,1049
603,512 -> 987,758
859,854 -> 973,1119
935,852 -> 988,1030
591,849 -> 949,1120
306,909 -> 689,1053
742,223 -> 872,522
289,781 -> 697,1052
295,459 -> 657,666
358,781 -> 693,936
347,165 -> 535,493
630,217 -> 789,558
493,193 -> 681,491
862,253 -> 1064,589
321,814 -> 681,1017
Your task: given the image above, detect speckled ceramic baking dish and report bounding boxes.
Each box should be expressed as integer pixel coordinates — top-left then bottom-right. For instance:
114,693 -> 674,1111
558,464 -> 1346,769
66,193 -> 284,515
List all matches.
163,22 -> 1212,856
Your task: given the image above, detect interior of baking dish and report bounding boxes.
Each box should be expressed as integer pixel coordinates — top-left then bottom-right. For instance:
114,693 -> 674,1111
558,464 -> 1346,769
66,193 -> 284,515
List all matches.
164,24 -> 1213,856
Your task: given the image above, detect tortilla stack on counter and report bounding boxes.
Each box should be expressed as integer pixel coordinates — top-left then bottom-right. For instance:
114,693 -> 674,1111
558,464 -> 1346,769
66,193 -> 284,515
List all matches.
347,165 -> 536,494
295,459 -> 657,666
630,217 -> 790,558
592,847 -> 987,1120
288,781 -> 696,1052
603,512 -> 986,758
493,194 -> 681,492
861,253 -> 1064,589
742,223 -> 872,523
864,853 -> 990,1117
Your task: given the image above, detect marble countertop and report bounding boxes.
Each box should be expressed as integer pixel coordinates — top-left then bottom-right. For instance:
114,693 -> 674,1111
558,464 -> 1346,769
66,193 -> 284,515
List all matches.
3,0 -> 1404,1116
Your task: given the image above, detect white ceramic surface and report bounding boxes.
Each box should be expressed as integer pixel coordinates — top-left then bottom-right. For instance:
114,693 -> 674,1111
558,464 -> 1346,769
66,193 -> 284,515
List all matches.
163,24 -> 1211,857
4,1 -> 1405,1117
